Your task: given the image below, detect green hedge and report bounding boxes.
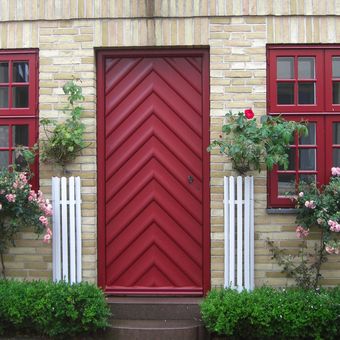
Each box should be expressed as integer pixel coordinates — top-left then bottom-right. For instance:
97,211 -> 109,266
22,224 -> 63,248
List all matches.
0,279 -> 111,337
200,287 -> 340,340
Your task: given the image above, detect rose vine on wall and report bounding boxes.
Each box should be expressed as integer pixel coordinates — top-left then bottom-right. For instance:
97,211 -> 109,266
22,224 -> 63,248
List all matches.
39,80 -> 88,170
208,109 -> 307,175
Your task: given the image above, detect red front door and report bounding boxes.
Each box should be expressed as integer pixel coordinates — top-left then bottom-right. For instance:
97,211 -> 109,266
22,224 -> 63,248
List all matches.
97,49 -> 210,295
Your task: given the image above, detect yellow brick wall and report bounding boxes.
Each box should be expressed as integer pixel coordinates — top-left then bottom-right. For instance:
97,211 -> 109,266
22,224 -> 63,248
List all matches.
0,2 -> 339,288
0,0 -> 339,20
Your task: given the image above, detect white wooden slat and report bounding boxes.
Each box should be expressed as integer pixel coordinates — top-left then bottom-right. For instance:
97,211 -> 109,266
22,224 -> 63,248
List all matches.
224,176 -> 229,288
61,177 -> 69,281
228,176 -> 235,288
224,176 -> 254,291
69,177 -> 76,284
75,177 -> 82,283
52,177 -> 61,282
250,176 -> 255,290
244,176 -> 251,290
52,176 -> 82,284
236,176 -> 243,290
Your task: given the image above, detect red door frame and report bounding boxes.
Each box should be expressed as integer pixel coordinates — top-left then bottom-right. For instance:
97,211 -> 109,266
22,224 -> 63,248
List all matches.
96,48 -> 211,295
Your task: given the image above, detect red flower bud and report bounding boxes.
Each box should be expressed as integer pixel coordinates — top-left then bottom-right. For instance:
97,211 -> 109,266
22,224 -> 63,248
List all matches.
244,108 -> 254,119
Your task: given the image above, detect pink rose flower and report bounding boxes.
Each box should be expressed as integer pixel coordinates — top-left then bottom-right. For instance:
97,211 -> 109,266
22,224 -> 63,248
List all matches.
298,192 -> 304,197
43,234 -> 51,243
19,172 -> 27,182
5,194 -> 16,202
304,200 -> 316,209
328,220 -> 340,232
331,167 -> 340,176
39,216 -> 48,226
244,108 -> 254,119
296,226 -> 309,239
325,246 -> 335,254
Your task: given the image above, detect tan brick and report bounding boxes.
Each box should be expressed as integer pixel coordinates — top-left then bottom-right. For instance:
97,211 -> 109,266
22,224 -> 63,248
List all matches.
52,28 -> 79,35
74,34 -> 93,42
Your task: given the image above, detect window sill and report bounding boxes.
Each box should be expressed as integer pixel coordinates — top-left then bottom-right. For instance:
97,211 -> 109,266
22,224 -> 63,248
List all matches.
266,208 -> 298,214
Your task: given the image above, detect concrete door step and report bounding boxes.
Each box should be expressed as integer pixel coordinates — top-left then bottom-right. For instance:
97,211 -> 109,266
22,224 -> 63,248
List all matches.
107,319 -> 204,340
107,296 -> 203,320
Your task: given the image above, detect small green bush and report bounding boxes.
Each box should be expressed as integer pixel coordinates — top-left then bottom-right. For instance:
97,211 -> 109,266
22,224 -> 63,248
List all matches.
0,279 -> 111,337
201,287 -> 340,340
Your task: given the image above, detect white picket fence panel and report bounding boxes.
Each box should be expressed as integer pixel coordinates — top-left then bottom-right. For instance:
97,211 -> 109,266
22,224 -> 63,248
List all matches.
52,176 -> 82,283
224,176 -> 254,291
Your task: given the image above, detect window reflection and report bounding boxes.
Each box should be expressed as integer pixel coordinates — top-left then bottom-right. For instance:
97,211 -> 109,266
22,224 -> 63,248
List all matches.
0,63 -> 8,83
298,83 -> 315,104
333,149 -> 340,167
13,62 -> 29,82
333,82 -> 340,104
299,149 -> 316,170
12,125 -> 29,146
277,57 -> 294,79
0,87 -> 9,107
0,126 -> 8,147
298,57 -> 315,79
332,57 -> 340,78
333,123 -> 340,144
277,82 -> 294,104
0,151 -> 8,168
12,86 -> 29,108
300,123 -> 316,145
278,173 -> 296,196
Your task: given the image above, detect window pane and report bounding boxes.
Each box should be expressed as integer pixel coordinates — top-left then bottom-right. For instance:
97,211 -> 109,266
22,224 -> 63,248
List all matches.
279,148 -> 295,170
277,57 -> 294,79
0,87 -> 9,107
278,173 -> 296,196
13,62 -> 29,82
12,86 -> 29,108
277,82 -> 294,104
12,125 -> 29,146
333,123 -> 340,144
298,83 -> 315,104
0,126 -> 8,147
300,174 -> 316,186
333,149 -> 340,166
300,123 -> 316,145
0,62 -> 9,83
0,151 -> 8,168
332,82 -> 340,104
298,57 -> 315,79
299,149 -> 316,170
332,57 -> 340,78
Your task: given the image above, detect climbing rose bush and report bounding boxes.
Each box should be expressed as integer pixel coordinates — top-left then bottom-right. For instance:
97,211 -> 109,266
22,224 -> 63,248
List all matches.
0,168 -> 52,258
295,167 -> 340,254
267,168 -> 340,289
207,109 -> 307,175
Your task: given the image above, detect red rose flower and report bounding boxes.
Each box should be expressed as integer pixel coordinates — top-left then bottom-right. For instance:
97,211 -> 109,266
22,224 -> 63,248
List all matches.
244,109 -> 254,119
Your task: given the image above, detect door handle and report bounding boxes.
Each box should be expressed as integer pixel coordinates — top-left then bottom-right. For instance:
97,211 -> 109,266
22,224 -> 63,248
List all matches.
188,175 -> 194,184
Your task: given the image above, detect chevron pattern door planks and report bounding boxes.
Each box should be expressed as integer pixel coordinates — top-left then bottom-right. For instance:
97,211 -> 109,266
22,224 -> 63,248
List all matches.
97,49 -> 210,295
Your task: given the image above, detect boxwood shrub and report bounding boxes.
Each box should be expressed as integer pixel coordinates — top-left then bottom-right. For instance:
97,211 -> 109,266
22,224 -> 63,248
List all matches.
201,287 -> 340,340
0,279 -> 111,337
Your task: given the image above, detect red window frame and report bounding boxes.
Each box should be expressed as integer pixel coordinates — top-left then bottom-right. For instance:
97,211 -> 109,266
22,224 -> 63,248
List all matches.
0,49 -> 38,187
268,49 -> 323,113
267,45 -> 340,208
325,50 -> 340,112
